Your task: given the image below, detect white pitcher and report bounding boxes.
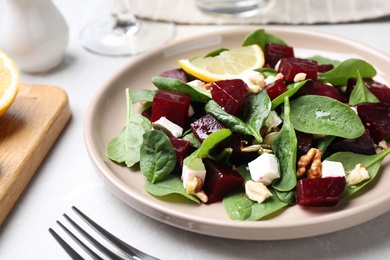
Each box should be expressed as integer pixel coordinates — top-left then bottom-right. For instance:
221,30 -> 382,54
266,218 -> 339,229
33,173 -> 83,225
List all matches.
0,0 -> 69,73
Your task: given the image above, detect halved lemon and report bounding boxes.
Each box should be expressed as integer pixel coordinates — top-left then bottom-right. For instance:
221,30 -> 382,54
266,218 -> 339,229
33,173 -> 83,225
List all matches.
178,44 -> 264,82
0,49 -> 20,117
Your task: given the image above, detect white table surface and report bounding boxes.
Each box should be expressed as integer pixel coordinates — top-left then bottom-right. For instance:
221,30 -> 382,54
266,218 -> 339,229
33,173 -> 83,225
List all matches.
1,1 -> 390,259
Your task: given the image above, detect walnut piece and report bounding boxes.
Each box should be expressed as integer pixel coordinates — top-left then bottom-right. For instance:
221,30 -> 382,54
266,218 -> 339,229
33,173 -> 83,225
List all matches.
185,176 -> 208,203
297,148 -> 322,179
245,180 -> 272,204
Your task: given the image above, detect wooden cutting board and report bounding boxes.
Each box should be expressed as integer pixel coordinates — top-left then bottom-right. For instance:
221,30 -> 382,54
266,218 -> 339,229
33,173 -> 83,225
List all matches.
0,84 -> 71,225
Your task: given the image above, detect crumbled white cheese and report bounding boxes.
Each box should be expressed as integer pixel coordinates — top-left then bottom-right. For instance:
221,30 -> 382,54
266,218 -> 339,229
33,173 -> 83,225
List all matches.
293,73 -> 307,82
245,180 -> 272,204
274,60 -> 281,71
181,157 -> 206,189
238,70 -> 265,93
187,79 -> 205,89
248,153 -> 280,186
321,160 -> 346,178
346,163 -> 370,186
152,117 -> 183,137
264,73 -> 283,85
264,111 -> 283,128
188,105 -> 195,117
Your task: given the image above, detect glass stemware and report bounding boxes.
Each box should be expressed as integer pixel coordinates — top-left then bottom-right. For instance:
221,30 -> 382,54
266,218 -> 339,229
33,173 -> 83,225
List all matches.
80,0 -> 175,56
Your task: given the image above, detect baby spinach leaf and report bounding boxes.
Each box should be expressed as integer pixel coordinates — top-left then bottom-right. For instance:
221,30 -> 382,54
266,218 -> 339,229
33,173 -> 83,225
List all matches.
349,70 -> 379,106
140,130 -> 177,183
205,100 -> 255,139
184,128 -> 232,165
144,175 -> 200,203
305,55 -> 341,66
182,132 -> 201,148
204,48 -> 229,57
326,148 -> 390,198
151,76 -> 211,102
274,189 -> 296,205
318,58 -> 376,86
254,67 -> 277,78
271,79 -> 310,110
223,188 -> 288,221
242,29 -> 287,51
107,89 -> 152,167
241,90 -> 271,143
315,135 -> 336,157
131,89 -> 157,103
289,95 -> 365,138
272,97 -> 298,192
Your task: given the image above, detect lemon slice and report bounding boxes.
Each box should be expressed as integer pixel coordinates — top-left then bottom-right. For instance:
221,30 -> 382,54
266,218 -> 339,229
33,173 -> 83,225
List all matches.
178,44 -> 264,82
0,49 -> 20,117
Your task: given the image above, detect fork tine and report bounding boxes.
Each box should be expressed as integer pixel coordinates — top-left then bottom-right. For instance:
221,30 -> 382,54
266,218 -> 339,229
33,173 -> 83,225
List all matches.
71,206 -> 158,260
56,220 -> 104,260
48,228 -> 84,260
63,213 -> 125,260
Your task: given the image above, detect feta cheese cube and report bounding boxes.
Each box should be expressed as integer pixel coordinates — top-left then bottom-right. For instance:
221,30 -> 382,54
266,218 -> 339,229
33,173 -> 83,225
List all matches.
321,160 -> 346,178
152,116 -> 183,137
245,180 -> 272,204
181,157 -> 206,189
248,153 -> 280,186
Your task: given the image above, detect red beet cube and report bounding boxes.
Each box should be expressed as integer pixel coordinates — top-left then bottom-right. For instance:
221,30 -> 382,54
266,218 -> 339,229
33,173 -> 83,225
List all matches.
265,78 -> 287,100
329,129 -> 376,155
190,114 -> 226,143
317,64 -> 334,73
202,158 -> 245,204
278,58 -> 318,82
296,130 -> 314,158
159,68 -> 189,83
296,177 -> 346,207
151,90 -> 191,128
297,81 -> 343,102
265,43 -> 294,68
210,79 -> 248,116
169,136 -> 191,175
346,78 -> 390,104
356,102 -> 390,143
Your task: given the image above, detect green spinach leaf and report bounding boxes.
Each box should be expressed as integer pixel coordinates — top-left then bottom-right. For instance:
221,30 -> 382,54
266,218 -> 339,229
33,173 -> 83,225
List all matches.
289,95 -> 365,138
349,70 -> 379,106
144,175 -> 200,203
140,130 -> 177,183
131,89 -> 157,103
152,76 -> 211,102
272,97 -> 298,192
318,58 -> 376,86
305,55 -> 341,66
204,48 -> 229,57
242,29 -> 287,51
271,79 -> 310,110
107,89 -> 152,167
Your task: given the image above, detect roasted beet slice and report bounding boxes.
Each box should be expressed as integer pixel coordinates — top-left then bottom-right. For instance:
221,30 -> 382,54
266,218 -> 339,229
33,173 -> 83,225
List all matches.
202,158 -> 245,204
159,68 -> 189,82
265,43 -> 294,68
329,129 -> 376,155
278,58 -> 318,82
141,106 -> 152,120
190,114 -> 226,143
151,90 -> 191,128
356,102 -> 390,143
210,79 -> 248,116
296,131 -> 314,158
169,136 -> 191,175
265,78 -> 287,100
297,81 -> 343,102
346,78 -> 390,104
210,133 -> 258,165
317,64 -> 334,73
296,177 -> 346,207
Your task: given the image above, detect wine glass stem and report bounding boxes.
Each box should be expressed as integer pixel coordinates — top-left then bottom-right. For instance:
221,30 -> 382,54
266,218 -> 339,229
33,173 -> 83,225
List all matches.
111,0 -> 139,36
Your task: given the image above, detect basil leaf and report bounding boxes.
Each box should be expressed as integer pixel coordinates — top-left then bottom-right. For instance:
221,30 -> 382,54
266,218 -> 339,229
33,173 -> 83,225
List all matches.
241,90 -> 271,143
271,79 -> 310,110
289,95 -> 365,138
144,175 -> 200,203
272,97 -> 297,192
318,58 -> 376,86
140,130 -> 177,183
205,100 -> 254,138
223,188 -> 288,221
107,89 -> 152,167
152,76 -> 211,102
326,148 -> 390,198
349,70 -> 380,106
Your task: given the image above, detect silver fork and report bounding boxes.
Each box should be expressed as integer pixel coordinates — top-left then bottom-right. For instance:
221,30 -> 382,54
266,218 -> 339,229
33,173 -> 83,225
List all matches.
49,206 -> 159,260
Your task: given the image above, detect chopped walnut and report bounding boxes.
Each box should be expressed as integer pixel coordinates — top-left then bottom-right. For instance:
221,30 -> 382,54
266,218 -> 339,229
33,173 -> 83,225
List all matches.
293,73 -> 307,82
185,176 -> 208,203
346,163 -> 370,186
201,82 -> 212,91
297,148 -> 322,179
245,180 -> 272,204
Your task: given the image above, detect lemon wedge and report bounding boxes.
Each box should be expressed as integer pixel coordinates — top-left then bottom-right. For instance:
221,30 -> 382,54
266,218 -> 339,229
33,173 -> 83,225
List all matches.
0,49 -> 19,117
178,44 -> 264,82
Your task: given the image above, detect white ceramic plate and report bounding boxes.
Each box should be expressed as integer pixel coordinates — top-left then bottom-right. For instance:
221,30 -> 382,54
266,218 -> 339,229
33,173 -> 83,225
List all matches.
84,27 -> 390,240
